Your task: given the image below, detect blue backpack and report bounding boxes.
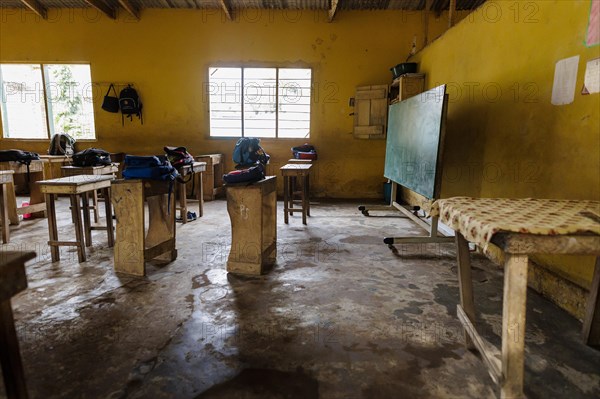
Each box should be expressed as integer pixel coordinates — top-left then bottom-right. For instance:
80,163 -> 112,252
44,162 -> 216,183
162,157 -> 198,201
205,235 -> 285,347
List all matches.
232,137 -> 270,167
122,155 -> 179,181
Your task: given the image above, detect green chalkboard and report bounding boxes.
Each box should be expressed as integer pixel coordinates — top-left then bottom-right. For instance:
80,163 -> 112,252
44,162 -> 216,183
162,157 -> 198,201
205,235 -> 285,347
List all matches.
384,85 -> 447,199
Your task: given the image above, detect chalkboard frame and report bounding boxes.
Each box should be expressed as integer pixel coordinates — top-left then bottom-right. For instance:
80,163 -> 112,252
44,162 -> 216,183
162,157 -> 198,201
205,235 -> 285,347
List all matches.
383,84 -> 448,200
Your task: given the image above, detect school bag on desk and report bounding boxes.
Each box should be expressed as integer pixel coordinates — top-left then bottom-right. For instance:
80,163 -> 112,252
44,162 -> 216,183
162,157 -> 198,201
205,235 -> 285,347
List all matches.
72,148 -> 112,167
223,163 -> 265,184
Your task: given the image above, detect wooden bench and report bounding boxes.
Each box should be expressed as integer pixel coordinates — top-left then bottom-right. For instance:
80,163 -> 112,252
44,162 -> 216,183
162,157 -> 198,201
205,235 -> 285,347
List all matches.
176,161 -> 206,223
0,160 -> 46,225
0,251 -> 36,399
62,164 -> 120,224
431,197 -> 600,399
281,163 -> 312,225
111,179 -> 177,276
38,175 -> 115,263
0,171 -> 15,243
225,176 -> 277,275
195,154 -> 224,201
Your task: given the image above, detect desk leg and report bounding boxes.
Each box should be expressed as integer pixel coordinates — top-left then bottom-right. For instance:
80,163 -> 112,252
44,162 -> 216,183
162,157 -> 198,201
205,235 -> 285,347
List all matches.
103,188 -> 115,248
7,181 -> 19,226
179,182 -> 187,224
500,254 -> 528,399
306,174 -> 310,217
92,190 -> 99,224
583,257 -> 600,346
81,193 -> 92,247
0,300 -> 29,399
456,233 -> 476,349
0,184 -> 9,244
45,194 -> 60,262
283,176 -> 289,224
197,172 -> 204,218
71,195 -> 86,263
147,194 -> 177,262
302,176 -> 308,225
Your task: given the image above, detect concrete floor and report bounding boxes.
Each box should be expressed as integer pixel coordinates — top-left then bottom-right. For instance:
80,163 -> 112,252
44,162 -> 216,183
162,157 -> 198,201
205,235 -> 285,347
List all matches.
1,197 -> 599,399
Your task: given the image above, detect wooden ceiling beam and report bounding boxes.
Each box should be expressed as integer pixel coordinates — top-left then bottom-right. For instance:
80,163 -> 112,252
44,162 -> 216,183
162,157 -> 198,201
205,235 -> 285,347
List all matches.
328,0 -> 339,22
83,0 -> 117,20
19,0 -> 48,19
118,0 -> 140,20
448,0 -> 456,27
219,0 -> 233,21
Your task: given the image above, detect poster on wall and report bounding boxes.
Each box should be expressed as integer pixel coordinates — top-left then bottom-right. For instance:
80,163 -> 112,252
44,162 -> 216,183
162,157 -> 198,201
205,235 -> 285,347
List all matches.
582,58 -> 600,94
551,55 -> 580,105
586,0 -> 600,46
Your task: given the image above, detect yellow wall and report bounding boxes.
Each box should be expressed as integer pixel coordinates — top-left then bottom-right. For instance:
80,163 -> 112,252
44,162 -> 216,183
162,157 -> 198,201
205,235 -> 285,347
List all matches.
413,1 -> 600,290
0,8 -> 456,198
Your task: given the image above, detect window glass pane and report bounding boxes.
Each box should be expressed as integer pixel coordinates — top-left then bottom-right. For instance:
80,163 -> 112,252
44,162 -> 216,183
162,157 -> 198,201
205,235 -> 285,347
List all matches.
209,67 -> 242,137
0,64 -> 48,139
278,68 -> 311,138
44,64 -> 95,140
244,68 -> 276,138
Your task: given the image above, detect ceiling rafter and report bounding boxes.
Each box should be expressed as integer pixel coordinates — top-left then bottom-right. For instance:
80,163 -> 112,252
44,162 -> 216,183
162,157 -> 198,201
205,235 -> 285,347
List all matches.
19,0 -> 48,19
219,0 -> 233,20
83,0 -> 117,20
328,0 -> 339,22
118,0 -> 141,20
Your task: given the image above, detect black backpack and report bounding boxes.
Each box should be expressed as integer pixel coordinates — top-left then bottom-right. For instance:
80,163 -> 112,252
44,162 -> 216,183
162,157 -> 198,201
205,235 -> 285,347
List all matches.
72,148 -> 112,167
232,137 -> 270,167
0,149 -> 41,181
119,85 -> 143,125
48,133 -> 76,156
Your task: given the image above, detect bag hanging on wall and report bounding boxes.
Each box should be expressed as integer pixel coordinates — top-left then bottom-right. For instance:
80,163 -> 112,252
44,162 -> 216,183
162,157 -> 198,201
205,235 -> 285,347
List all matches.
101,84 -> 120,113
119,85 -> 143,125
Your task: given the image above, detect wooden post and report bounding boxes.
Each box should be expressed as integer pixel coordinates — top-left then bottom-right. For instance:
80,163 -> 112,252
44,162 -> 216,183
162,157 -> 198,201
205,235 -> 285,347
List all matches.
448,0 -> 456,28
583,257 -> 600,345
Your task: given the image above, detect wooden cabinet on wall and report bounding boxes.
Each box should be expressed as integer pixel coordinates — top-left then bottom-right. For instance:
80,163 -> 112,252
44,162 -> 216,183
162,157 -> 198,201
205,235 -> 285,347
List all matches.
352,74 -> 425,140
353,85 -> 389,140
390,73 -> 425,104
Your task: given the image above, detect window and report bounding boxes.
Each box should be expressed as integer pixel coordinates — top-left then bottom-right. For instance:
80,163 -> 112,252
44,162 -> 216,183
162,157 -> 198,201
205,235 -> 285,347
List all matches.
0,63 -> 96,140
208,67 -> 311,138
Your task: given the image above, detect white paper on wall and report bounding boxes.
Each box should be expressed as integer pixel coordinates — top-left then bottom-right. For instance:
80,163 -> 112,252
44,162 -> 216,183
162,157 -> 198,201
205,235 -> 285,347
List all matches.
551,55 -> 580,105
582,58 -> 600,95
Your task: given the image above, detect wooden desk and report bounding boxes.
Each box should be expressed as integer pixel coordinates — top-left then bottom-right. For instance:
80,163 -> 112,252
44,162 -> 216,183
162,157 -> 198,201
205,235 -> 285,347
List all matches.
225,176 -> 277,275
111,179 -> 177,276
0,171 -> 14,243
39,155 -> 72,180
0,250 -> 36,399
280,164 -> 312,225
38,175 -> 114,263
177,161 -> 206,223
431,197 -> 600,399
0,160 -> 46,225
195,154 -> 223,201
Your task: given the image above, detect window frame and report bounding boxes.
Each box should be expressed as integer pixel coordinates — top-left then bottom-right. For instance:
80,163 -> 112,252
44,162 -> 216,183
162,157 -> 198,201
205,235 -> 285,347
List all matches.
0,62 -> 97,141
207,65 -> 312,139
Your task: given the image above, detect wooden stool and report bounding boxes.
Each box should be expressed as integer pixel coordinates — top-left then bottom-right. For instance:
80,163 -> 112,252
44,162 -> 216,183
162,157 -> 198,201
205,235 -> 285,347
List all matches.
225,176 -> 277,275
195,154 -> 224,201
0,171 -> 15,243
38,175 -> 115,263
62,164 -> 119,224
0,251 -> 36,399
281,164 -> 312,225
111,179 -> 177,276
286,159 -> 313,215
176,161 -> 206,223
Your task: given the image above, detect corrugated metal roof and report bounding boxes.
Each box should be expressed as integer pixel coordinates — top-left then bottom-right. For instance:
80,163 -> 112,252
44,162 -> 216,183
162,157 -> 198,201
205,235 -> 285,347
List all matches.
0,0 -> 485,12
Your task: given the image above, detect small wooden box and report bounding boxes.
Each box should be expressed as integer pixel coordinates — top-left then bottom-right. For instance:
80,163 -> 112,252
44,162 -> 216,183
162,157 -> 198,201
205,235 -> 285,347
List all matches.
390,73 -> 425,103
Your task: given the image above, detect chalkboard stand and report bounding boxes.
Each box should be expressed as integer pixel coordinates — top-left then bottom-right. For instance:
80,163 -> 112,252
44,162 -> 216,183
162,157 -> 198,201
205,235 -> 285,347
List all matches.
358,85 -> 454,248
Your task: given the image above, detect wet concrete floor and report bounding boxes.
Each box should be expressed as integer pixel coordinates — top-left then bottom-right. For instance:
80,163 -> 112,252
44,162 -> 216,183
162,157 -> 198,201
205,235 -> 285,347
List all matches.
1,198 -> 599,398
